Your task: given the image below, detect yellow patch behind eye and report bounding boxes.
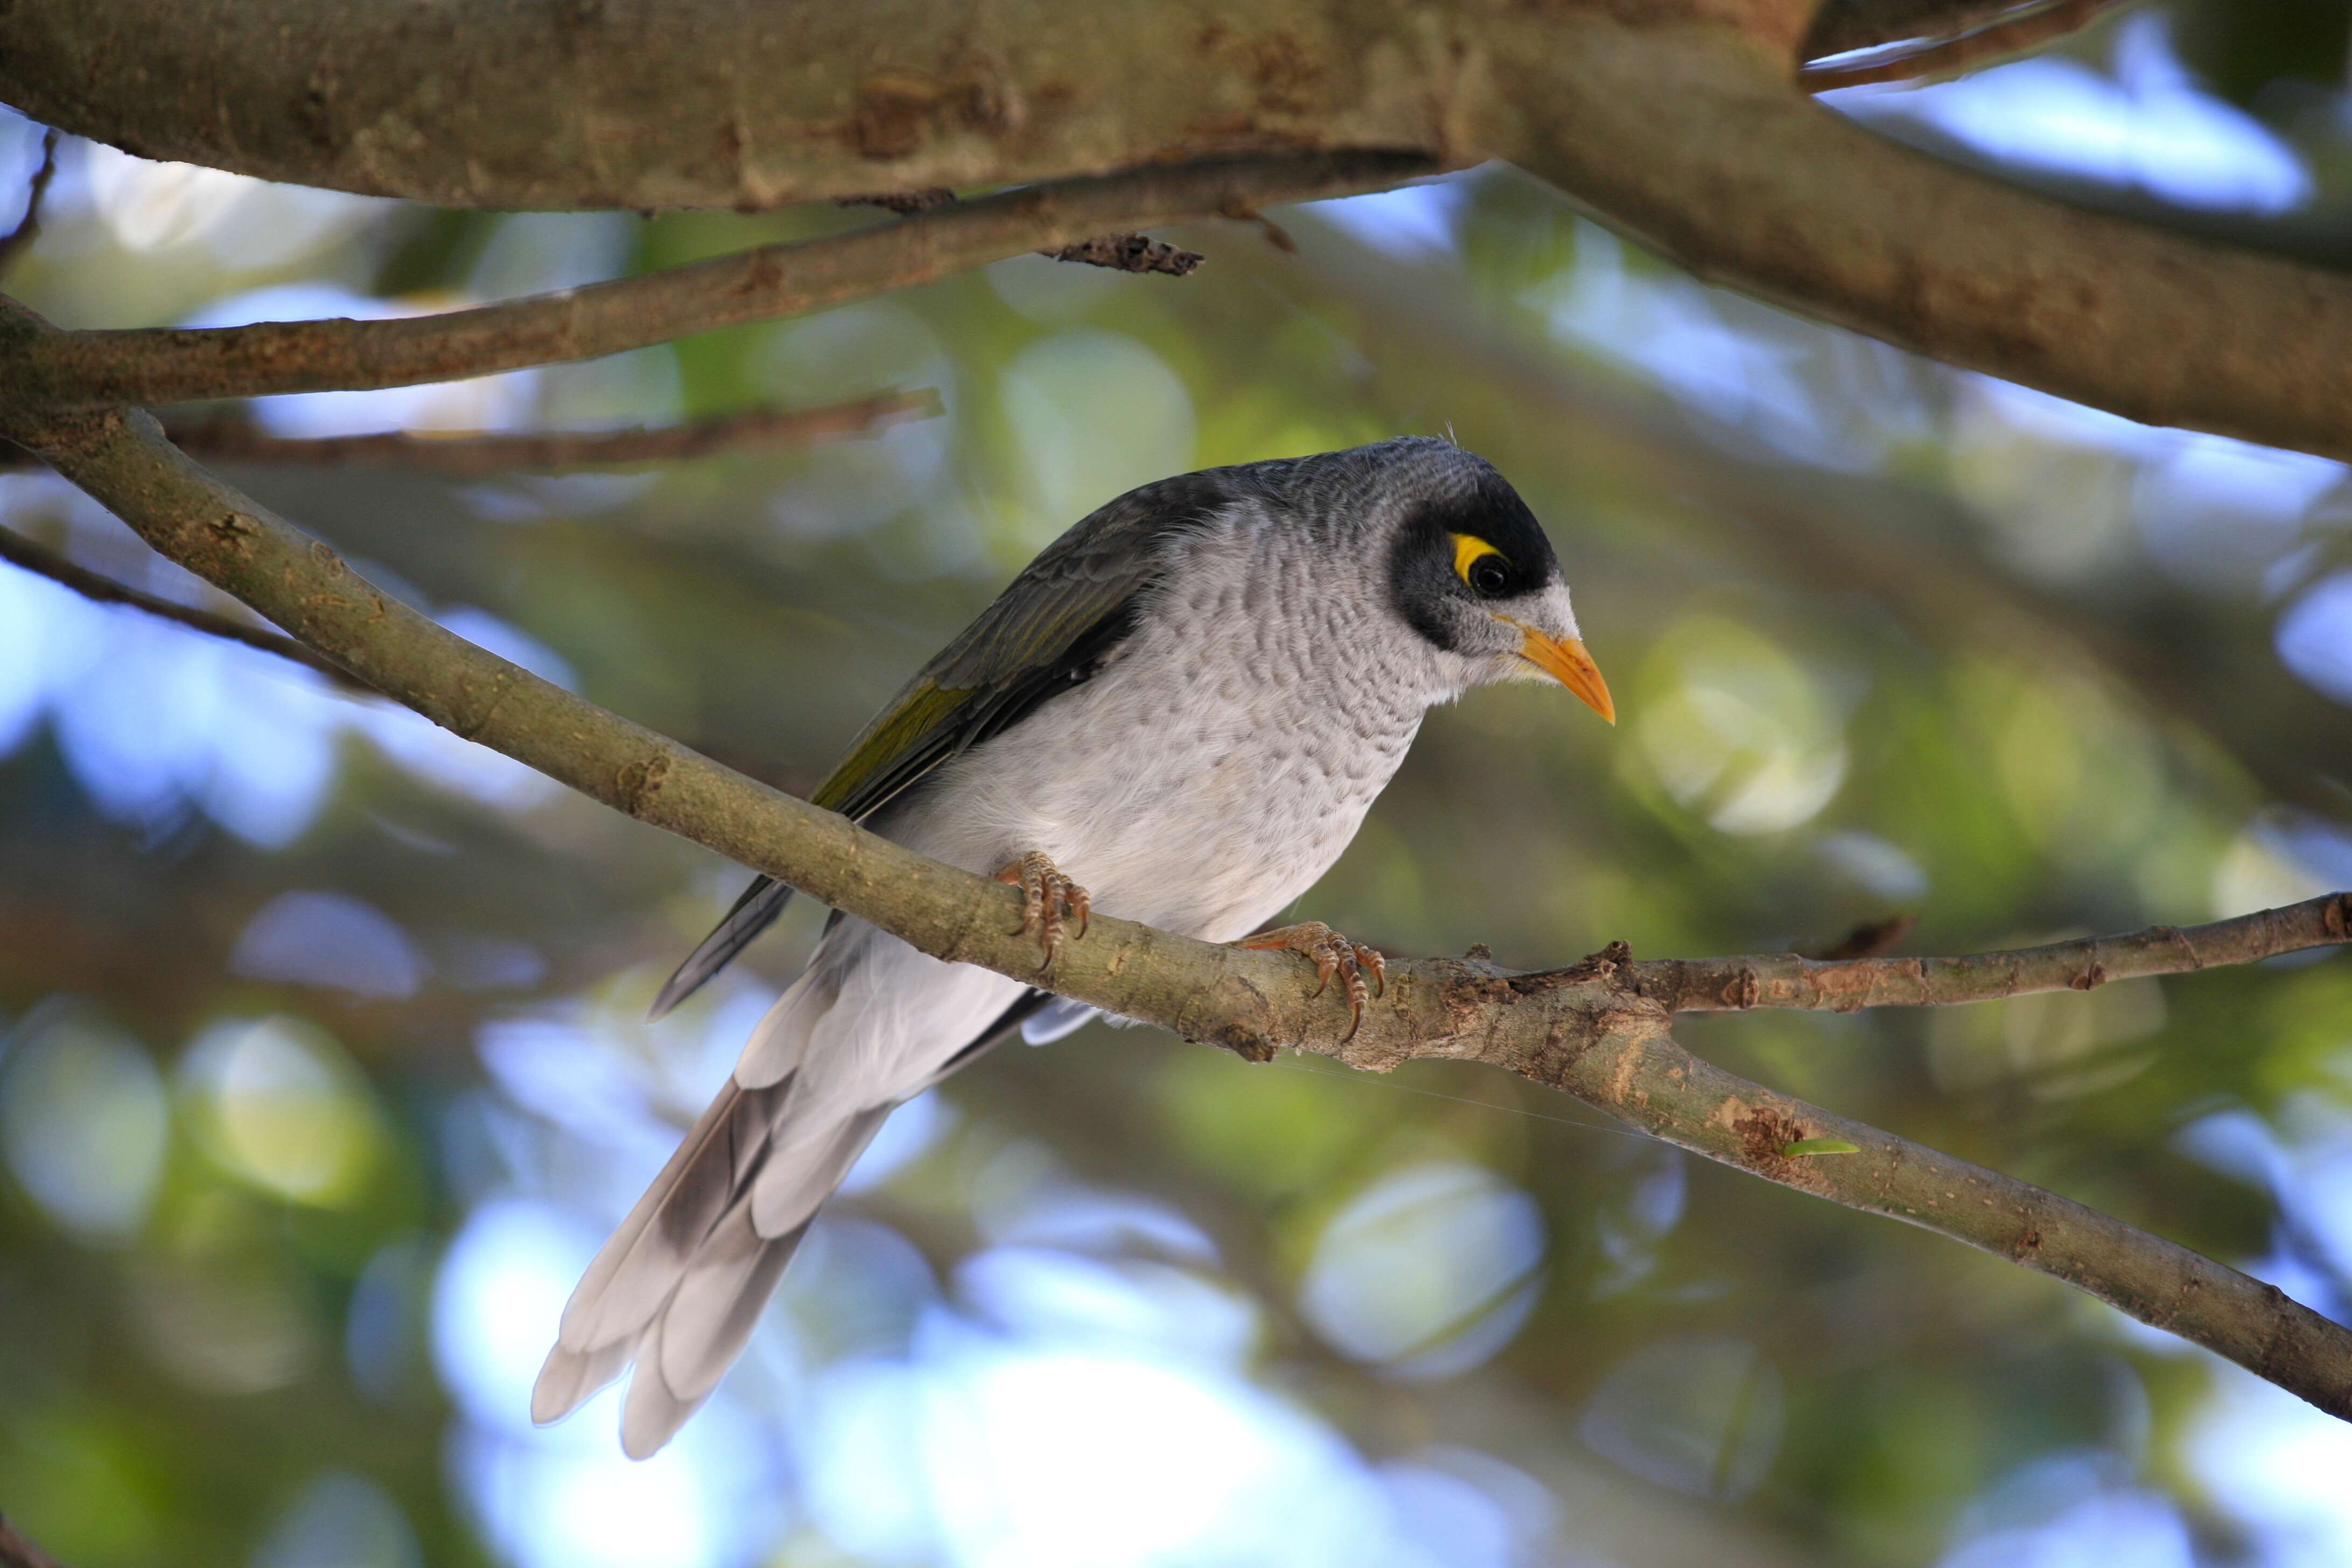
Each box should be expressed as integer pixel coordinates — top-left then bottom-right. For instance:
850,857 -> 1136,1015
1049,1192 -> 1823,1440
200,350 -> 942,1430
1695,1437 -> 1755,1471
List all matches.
1450,533 -> 1505,584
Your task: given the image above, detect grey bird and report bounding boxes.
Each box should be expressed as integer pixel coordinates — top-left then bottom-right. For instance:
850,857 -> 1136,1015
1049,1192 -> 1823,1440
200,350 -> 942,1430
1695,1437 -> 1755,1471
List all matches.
532,436 -> 1614,1455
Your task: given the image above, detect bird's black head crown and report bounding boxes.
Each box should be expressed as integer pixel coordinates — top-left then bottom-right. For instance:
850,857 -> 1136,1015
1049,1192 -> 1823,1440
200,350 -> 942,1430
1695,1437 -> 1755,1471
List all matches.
1361,438 -> 1564,653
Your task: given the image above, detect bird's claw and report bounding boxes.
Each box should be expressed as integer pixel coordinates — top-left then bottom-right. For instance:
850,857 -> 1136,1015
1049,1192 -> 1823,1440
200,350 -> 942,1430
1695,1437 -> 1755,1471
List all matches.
1235,921 -> 1386,1042
995,850 -> 1090,970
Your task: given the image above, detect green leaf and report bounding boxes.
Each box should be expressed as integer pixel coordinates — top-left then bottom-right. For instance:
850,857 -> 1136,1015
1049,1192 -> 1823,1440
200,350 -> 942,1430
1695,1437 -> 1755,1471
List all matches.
1781,1137 -> 1861,1157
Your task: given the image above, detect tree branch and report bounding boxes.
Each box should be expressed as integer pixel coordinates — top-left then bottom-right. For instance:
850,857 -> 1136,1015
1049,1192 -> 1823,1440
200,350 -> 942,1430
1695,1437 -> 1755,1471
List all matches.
5,326 -> 2348,1423
0,517 -> 370,689
1627,895 -> 2352,1012
10,6 -> 2350,459
841,189 -> 1206,275
0,390 -> 942,475
1800,0 -> 2137,90
0,125 -> 59,278
0,1515 -> 66,1568
1801,0 -> 2124,66
0,0 -> 1504,212
1494,18 -> 2352,461
0,152 -> 1429,408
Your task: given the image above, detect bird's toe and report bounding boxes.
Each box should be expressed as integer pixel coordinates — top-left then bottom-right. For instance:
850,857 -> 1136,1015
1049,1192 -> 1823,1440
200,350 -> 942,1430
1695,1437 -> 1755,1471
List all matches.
994,850 -> 1091,970
1235,921 -> 1385,1040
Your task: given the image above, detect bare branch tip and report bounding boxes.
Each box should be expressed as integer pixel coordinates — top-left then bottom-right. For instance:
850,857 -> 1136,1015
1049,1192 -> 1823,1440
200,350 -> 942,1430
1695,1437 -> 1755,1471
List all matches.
0,1514 -> 68,1568
1800,0 -> 2133,92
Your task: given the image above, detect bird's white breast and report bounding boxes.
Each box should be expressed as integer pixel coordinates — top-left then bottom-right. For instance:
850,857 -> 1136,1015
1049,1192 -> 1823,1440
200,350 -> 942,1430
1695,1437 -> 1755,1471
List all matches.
885,509 -> 1443,943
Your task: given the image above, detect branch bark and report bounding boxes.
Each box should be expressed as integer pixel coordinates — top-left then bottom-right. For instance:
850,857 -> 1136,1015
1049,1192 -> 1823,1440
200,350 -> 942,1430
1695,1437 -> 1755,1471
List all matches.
0,153 -> 1428,408
1495,18 -> 2352,462
11,3 -> 2348,462
0,391 -> 941,475
1630,895 -> 2352,1012
5,311 -> 2347,1422
0,0 -> 1506,211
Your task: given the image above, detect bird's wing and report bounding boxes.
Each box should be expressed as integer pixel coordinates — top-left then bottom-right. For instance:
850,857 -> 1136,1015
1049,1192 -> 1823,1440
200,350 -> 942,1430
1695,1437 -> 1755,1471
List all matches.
646,471 -> 1237,1019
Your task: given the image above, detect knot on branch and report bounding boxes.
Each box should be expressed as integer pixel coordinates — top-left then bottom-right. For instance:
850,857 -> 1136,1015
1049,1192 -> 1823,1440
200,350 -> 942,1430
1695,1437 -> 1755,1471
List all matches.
1212,1023 -> 1279,1064
1732,1104 -> 1810,1168
837,187 -> 956,214
206,509 -> 257,558
1043,234 -> 1203,276
617,751 -> 672,817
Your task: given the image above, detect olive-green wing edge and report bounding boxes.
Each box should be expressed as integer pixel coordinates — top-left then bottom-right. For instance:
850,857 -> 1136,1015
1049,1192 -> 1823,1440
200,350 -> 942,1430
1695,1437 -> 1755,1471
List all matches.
647,467 -> 1247,1021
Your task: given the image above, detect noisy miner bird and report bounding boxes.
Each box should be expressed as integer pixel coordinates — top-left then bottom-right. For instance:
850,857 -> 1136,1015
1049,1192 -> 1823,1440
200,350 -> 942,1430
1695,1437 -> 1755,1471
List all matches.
534,436 -> 1614,1455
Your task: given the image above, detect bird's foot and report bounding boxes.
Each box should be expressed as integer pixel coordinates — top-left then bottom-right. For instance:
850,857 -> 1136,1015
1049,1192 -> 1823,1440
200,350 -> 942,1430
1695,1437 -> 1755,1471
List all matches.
1234,921 -> 1387,1042
993,850 -> 1090,970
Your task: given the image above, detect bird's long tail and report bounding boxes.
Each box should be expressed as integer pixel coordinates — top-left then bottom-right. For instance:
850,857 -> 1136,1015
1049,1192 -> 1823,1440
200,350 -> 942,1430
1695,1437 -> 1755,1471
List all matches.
531,970 -> 887,1458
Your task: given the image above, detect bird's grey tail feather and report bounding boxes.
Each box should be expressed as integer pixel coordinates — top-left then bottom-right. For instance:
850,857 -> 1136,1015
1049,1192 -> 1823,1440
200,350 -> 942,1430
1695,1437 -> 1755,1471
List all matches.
612,1108 -> 886,1458
533,968 -> 893,1458
646,874 -> 794,1021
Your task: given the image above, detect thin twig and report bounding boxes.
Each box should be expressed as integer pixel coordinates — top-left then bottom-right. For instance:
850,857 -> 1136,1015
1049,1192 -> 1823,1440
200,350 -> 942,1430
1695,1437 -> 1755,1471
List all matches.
0,520 -> 371,691
0,152 -> 1429,408
0,389 -> 942,475
1801,0 -> 2137,90
839,188 -> 1206,275
1626,894 -> 2351,1012
0,1514 -> 66,1568
836,188 -> 957,214
0,127 -> 59,277
11,372 -> 2351,1425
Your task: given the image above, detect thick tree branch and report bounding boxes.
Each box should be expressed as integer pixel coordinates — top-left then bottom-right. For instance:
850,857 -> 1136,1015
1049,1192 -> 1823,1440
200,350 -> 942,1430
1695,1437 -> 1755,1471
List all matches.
5,324 -> 2348,1423
0,391 -> 941,475
13,4 -> 2351,463
0,153 -> 1428,408
0,0 -> 1511,212
0,519 -> 369,689
1628,896 -> 2352,1012
1496,19 -> 2352,461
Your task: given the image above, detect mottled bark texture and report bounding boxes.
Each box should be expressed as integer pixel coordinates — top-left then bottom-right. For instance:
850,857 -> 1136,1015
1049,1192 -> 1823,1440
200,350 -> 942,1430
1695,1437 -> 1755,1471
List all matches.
3,290 -> 2347,1417
11,1 -> 2352,459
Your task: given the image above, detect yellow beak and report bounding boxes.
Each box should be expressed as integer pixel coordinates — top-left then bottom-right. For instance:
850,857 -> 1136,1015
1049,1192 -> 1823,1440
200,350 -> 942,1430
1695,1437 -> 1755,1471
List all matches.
1515,625 -> 1615,725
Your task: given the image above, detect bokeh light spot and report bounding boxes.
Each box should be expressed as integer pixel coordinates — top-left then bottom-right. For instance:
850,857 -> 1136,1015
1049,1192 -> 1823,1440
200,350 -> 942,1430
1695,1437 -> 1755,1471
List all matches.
0,1004 -> 167,1242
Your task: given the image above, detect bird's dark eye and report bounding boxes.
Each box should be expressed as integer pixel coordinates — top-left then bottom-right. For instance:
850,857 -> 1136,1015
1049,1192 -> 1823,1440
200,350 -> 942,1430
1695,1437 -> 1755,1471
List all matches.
1450,533 -> 1513,598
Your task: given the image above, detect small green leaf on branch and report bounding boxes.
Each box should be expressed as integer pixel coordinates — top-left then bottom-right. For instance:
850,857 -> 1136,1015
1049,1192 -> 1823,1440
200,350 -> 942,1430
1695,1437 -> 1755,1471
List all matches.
1781,1137 -> 1861,1157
